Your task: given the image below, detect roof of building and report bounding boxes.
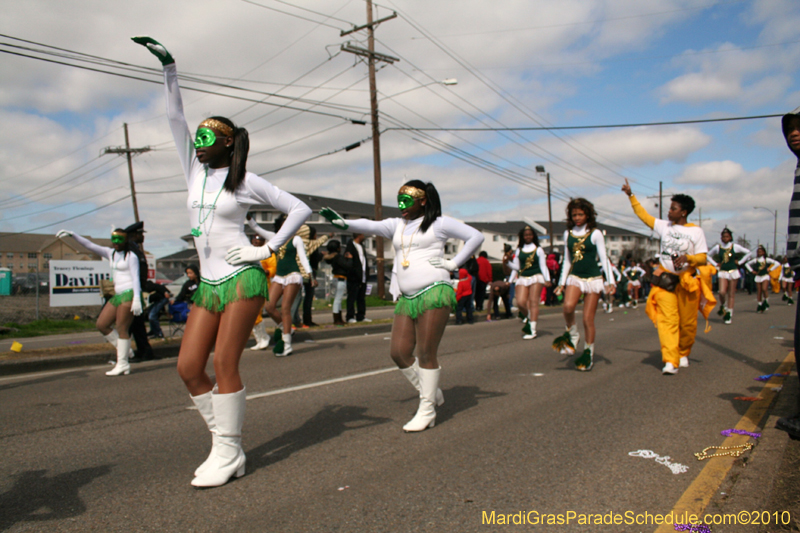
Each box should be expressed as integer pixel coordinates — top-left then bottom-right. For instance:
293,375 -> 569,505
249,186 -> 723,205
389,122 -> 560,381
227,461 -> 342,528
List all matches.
157,249 -> 200,262
468,220 -> 650,238
0,232 -> 112,254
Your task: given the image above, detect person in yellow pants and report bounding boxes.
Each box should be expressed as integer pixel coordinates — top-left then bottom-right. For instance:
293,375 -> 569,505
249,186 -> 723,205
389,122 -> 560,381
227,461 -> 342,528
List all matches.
622,179 -> 715,375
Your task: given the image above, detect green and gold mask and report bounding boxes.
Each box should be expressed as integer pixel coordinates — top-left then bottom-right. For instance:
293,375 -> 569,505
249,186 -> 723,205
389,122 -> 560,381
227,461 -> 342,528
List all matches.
397,194 -> 415,210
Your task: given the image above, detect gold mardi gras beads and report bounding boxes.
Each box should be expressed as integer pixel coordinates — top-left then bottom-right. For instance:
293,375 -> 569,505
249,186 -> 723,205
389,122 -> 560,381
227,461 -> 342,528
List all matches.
694,443 -> 753,461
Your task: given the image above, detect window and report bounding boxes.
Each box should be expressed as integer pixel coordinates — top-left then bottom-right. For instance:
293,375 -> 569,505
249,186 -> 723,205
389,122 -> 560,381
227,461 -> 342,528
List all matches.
307,213 -> 320,222
28,253 -> 37,259
622,236 -> 632,242
43,253 -> 52,259
611,250 -> 619,256
507,235 -> 514,241
6,253 -> 12,258
610,236 -> 618,242
493,235 -> 499,242
43,261 -> 49,269
28,262 -> 37,269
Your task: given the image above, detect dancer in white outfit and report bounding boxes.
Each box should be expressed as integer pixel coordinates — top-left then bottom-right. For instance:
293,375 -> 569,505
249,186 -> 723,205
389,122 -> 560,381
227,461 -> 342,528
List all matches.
56,228 -> 142,376
505,225 -> 550,339
744,245 -> 780,313
134,37 -> 311,488
321,180 -> 484,431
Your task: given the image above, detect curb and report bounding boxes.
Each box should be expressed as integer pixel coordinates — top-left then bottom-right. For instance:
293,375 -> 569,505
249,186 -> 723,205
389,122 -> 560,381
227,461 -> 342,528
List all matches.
0,321 -> 396,376
707,369 -> 798,532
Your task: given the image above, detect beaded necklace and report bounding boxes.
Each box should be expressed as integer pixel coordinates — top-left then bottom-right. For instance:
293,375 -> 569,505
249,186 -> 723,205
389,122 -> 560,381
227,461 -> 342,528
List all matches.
191,168 -> 225,238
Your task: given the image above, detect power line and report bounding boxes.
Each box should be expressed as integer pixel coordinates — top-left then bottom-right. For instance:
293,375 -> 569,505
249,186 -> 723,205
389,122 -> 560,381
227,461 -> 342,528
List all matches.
0,48 -> 364,123
241,0 -> 349,30
384,114 -> 785,131
8,195 -> 132,235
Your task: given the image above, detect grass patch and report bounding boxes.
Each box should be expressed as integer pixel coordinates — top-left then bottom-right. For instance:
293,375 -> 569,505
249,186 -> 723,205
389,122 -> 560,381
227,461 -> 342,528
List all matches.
0,319 -> 97,339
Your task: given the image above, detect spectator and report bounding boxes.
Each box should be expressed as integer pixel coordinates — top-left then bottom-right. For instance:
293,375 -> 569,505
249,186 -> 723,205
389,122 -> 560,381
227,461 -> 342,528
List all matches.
455,268 -> 474,324
175,265 -> 200,304
346,233 -> 370,323
323,239 -> 352,326
475,251 -> 493,311
486,280 -> 512,320
146,282 -> 172,339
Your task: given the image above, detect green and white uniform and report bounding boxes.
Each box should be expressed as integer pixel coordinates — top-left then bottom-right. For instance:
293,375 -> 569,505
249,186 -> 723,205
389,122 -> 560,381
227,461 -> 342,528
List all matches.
745,256 -> 780,283
557,226 -> 614,294
707,243 -> 751,280
506,243 -> 550,286
623,266 -> 646,288
163,63 -> 311,312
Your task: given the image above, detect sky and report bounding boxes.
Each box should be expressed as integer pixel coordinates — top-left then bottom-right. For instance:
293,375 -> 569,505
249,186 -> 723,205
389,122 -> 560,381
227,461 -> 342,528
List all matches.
1,0 -> 800,261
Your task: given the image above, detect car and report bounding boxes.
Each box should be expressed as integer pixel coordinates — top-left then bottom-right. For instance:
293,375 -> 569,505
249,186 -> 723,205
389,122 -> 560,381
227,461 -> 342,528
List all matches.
12,273 -> 49,294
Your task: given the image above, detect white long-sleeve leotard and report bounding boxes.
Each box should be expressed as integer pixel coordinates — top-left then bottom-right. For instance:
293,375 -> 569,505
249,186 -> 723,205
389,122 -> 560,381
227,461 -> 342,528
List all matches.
609,263 -> 622,283
623,266 -> 646,279
164,63 -> 311,283
744,256 -> 780,274
707,243 -> 752,268
340,215 -> 484,299
505,243 -> 550,283
557,226 -> 614,286
71,233 -> 141,301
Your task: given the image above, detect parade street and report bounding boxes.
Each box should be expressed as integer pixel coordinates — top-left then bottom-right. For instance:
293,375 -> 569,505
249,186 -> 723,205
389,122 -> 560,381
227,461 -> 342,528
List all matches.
0,304 -> 794,532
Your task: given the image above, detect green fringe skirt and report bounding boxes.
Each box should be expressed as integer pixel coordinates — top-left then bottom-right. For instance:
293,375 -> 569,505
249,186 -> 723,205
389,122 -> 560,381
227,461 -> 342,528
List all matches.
394,281 -> 456,320
109,289 -> 139,307
193,266 -> 269,313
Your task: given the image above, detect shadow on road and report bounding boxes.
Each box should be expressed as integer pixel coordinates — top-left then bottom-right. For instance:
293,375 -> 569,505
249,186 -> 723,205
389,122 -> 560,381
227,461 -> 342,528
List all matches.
0,465 -> 111,531
694,336 -> 778,374
247,404 -> 390,472
435,385 -> 506,426
0,368 -> 95,393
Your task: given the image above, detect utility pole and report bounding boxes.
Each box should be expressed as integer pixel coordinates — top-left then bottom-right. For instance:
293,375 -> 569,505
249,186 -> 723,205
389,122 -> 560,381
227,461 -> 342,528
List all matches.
341,2 -> 398,300
535,166 -> 554,252
659,181 -> 662,220
103,123 -> 151,223
695,208 -> 711,228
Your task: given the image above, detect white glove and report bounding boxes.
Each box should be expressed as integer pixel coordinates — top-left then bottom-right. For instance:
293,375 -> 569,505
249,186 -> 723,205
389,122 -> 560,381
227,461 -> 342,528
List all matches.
225,245 -> 273,266
428,257 -> 457,271
131,298 -> 143,316
56,229 -> 73,239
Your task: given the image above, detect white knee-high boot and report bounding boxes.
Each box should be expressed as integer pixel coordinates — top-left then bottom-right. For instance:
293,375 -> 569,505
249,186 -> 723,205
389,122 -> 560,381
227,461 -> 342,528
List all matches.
190,387 -> 218,477
403,367 -> 440,432
192,387 -> 247,488
106,338 -> 131,376
399,360 -> 444,406
250,321 -> 269,350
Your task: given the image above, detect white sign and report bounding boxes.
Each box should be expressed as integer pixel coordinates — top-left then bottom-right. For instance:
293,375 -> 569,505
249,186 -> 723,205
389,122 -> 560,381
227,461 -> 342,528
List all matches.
49,260 -> 112,307
146,251 -> 156,281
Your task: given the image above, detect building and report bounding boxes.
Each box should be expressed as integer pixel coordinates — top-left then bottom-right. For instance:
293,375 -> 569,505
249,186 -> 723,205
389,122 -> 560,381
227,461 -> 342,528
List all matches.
0,232 -> 111,274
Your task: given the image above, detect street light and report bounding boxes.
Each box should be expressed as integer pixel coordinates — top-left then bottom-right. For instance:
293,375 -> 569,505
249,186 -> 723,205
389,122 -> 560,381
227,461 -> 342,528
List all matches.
380,79 -> 458,100
753,206 -> 778,256
535,165 -> 554,253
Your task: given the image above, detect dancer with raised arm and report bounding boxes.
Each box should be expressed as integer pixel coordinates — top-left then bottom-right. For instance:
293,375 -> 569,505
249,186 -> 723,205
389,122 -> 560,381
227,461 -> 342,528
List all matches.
551,199 -> 616,371
133,37 -> 311,487
707,228 -> 751,324
622,179 -> 715,375
744,245 -> 781,313
505,225 -> 550,339
56,228 -> 142,376
320,180 -> 483,431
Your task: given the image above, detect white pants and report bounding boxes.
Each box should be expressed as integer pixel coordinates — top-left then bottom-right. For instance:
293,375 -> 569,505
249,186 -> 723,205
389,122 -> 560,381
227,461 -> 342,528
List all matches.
332,279 -> 347,313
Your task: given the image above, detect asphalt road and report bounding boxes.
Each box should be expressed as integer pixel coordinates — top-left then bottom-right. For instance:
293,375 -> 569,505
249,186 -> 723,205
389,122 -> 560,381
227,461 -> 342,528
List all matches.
0,300 -> 794,532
